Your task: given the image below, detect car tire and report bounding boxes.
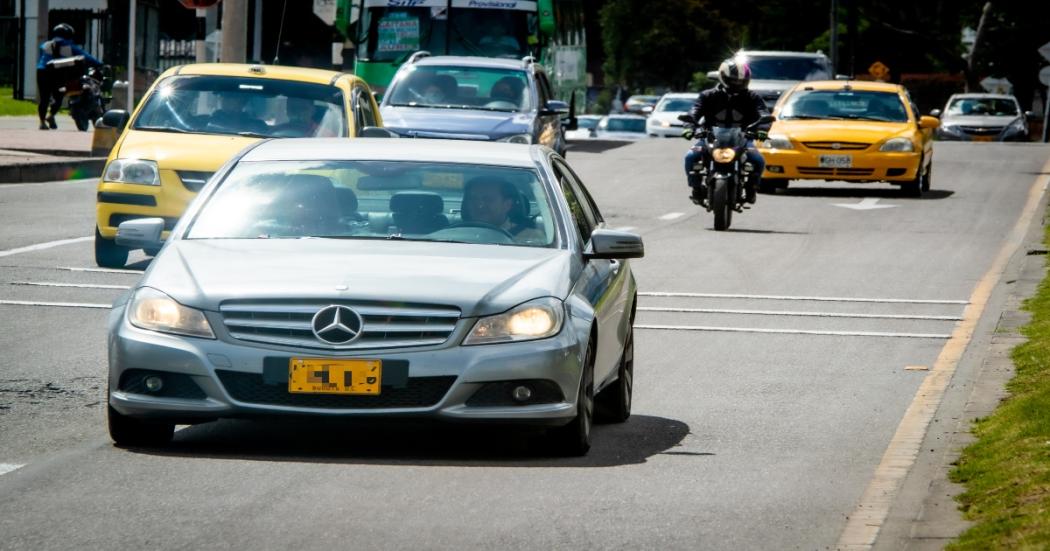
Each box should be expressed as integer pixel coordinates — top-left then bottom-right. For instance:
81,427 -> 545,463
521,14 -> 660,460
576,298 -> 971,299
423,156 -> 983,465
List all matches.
596,324 -> 633,424
921,163 -> 932,192
95,228 -> 129,268
758,178 -> 787,194
108,404 -> 174,447
549,337 -> 595,456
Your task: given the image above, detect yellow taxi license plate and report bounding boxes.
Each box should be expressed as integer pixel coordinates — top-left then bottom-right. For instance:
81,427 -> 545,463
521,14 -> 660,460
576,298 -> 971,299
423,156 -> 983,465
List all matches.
819,154 -> 852,168
289,359 -> 382,395
972,135 -> 994,142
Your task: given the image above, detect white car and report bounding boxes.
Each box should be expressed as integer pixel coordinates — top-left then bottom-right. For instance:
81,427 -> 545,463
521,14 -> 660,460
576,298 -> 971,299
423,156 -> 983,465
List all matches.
566,115 -> 602,140
646,93 -> 696,137
595,115 -> 648,140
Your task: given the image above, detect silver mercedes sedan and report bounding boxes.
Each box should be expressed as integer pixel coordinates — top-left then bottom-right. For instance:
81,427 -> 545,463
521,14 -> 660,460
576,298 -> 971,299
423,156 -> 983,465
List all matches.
107,139 -> 643,456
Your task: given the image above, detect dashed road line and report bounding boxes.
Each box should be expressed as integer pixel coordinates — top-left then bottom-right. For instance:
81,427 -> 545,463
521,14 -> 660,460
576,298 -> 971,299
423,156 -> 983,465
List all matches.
0,464 -> 25,476
12,281 -> 130,290
634,324 -> 951,339
658,212 -> 685,221
640,291 -> 968,305
0,236 -> 92,258
0,299 -> 110,309
638,306 -> 962,321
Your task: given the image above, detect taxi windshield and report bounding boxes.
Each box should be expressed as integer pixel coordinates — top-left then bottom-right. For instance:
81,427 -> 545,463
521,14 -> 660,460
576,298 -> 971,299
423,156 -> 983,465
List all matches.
187,160 -> 557,248
780,90 -> 909,123
132,75 -> 348,138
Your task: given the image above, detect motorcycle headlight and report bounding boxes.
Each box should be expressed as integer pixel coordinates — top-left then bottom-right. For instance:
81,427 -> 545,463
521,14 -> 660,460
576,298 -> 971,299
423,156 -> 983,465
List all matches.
763,134 -> 793,150
128,287 -> 215,339
879,137 -> 914,152
104,159 -> 160,186
498,134 -> 533,144
464,297 -> 564,345
712,148 -> 737,163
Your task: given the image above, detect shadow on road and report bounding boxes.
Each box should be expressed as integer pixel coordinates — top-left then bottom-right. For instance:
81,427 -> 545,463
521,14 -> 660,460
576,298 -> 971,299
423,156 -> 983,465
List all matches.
566,140 -> 633,154
126,414 -> 692,467
771,187 -> 954,200
723,228 -> 809,235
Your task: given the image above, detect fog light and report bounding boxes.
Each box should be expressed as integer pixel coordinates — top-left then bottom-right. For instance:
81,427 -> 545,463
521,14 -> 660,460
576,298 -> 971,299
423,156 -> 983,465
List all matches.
144,376 -> 164,393
511,385 -> 532,402
767,165 -> 784,174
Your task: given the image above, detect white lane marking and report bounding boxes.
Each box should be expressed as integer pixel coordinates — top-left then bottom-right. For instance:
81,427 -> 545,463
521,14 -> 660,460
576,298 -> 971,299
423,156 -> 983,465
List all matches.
12,281 -> 130,290
640,291 -> 968,305
0,464 -> 25,476
658,212 -> 685,221
634,324 -> 951,339
638,306 -> 962,321
59,266 -> 142,275
615,226 -> 636,232
0,236 -> 92,258
0,299 -> 110,309
832,197 -> 897,210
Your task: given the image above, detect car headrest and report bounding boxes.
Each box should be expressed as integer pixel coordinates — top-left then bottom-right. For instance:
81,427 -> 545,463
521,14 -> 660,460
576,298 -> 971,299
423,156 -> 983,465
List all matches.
390,191 -> 444,216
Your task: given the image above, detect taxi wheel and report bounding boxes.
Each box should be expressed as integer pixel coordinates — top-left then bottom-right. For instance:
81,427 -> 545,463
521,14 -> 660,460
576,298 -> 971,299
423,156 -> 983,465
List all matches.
921,164 -> 932,192
95,228 -> 129,268
107,405 -> 174,447
549,338 -> 595,456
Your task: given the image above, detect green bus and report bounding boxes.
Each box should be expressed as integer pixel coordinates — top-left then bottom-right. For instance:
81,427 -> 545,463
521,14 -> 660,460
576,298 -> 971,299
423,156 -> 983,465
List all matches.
349,0 -> 585,100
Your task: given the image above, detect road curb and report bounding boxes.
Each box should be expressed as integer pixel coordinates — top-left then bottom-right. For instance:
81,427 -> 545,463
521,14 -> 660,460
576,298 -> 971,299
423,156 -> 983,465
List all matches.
0,158 -> 105,184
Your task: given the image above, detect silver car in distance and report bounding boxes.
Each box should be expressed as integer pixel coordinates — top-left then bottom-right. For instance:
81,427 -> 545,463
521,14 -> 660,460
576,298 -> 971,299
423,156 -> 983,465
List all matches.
107,139 -> 643,456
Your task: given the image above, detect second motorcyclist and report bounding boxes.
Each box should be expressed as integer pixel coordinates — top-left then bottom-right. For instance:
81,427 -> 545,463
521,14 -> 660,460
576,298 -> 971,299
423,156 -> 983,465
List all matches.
683,58 -> 770,205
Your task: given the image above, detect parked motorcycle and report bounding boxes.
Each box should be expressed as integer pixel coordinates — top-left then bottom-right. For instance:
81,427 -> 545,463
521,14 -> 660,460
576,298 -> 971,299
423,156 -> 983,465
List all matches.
46,57 -> 111,131
679,113 -> 774,231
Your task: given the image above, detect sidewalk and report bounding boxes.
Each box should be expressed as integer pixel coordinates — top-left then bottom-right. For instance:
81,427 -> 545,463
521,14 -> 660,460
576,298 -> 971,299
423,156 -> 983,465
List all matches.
0,115 -> 105,183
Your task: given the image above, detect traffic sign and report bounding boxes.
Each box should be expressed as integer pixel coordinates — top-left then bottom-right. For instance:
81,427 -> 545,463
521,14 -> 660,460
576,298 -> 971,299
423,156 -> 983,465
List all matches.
868,61 -> 890,81
1039,41 -> 1050,62
1040,66 -> 1050,86
980,76 -> 1013,94
314,0 -> 337,26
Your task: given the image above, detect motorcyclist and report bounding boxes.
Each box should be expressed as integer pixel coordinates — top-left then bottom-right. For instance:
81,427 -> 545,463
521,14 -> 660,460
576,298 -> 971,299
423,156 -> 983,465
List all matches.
36,23 -> 102,130
683,58 -> 769,205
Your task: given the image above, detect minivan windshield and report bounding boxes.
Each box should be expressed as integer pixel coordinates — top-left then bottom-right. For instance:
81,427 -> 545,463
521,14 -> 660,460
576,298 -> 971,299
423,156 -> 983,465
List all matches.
742,56 -> 831,81
386,66 -> 532,112
133,75 -> 348,138
188,160 -> 557,248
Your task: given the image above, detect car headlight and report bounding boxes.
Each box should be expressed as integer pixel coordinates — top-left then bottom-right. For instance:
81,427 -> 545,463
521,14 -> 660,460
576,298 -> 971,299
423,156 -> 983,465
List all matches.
763,134 -> 793,149
879,137 -> 914,152
937,124 -> 962,135
463,297 -> 564,345
104,159 -> 160,186
1006,118 -> 1026,133
659,120 -> 671,128
498,134 -> 533,144
128,287 -> 215,339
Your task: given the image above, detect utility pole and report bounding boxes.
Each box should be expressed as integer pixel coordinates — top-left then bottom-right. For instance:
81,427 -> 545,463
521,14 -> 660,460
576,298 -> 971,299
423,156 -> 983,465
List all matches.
846,0 -> 857,77
35,0 -> 48,46
829,0 -> 838,75
195,8 -> 207,63
221,0 -> 248,63
128,0 -> 136,108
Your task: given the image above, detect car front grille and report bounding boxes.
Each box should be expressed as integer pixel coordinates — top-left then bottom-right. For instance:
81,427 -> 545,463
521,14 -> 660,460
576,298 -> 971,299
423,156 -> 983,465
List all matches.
219,299 -> 461,350
176,171 -> 213,192
959,126 -> 1003,136
802,141 -> 871,151
215,370 -> 456,409
798,167 -> 875,177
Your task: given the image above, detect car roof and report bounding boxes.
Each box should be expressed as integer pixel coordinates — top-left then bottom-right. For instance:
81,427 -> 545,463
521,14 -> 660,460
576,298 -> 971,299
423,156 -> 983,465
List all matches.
660,93 -> 696,99
948,93 -> 1017,100
411,55 -> 534,71
792,80 -> 902,93
736,50 -> 828,59
242,138 -> 542,168
162,63 -> 353,86
603,114 -> 647,119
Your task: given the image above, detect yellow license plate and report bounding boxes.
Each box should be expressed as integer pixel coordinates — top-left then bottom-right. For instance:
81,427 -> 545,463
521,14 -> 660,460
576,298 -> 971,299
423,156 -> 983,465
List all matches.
972,135 -> 994,142
289,358 -> 382,395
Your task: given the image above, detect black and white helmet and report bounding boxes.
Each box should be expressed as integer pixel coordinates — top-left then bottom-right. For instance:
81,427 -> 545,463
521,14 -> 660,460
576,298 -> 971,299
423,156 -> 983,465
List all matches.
718,58 -> 751,93
52,23 -> 75,40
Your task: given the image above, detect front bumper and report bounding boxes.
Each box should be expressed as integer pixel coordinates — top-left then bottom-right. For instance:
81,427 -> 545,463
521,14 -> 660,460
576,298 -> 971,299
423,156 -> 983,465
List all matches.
95,169 -> 199,239
759,148 -> 921,182
646,123 -> 684,137
936,125 -> 1026,142
107,305 -> 585,425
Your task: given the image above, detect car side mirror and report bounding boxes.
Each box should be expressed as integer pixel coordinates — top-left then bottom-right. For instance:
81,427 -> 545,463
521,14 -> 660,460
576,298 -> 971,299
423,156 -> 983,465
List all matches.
1025,110 -> 1039,121
584,229 -> 644,260
542,100 -> 570,116
101,109 -> 130,132
918,115 -> 940,129
757,114 -> 775,125
929,109 -> 942,118
115,218 -> 165,250
359,126 -> 399,138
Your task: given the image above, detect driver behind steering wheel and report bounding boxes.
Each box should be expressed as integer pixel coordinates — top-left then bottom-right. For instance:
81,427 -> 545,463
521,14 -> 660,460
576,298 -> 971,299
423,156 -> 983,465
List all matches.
462,176 -> 544,243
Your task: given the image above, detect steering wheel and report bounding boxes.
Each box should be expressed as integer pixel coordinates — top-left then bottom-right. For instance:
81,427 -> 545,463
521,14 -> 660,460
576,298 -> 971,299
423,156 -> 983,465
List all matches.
445,221 -> 515,239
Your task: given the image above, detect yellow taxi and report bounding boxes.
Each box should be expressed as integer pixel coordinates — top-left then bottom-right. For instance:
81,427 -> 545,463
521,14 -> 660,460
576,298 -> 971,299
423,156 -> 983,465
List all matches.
758,80 -> 939,196
95,63 -> 384,267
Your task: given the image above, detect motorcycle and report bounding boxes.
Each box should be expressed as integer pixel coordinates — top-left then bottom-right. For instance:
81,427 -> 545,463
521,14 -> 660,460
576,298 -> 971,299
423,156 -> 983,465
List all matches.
46,57 -> 111,131
678,113 -> 774,231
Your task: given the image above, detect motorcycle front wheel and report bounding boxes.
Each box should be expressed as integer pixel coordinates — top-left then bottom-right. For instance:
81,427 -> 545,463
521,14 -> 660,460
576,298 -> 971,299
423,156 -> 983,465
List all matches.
712,177 -> 732,231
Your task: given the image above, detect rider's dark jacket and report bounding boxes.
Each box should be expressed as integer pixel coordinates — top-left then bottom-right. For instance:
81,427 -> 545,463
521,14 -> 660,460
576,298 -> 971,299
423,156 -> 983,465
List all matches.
688,84 -> 770,128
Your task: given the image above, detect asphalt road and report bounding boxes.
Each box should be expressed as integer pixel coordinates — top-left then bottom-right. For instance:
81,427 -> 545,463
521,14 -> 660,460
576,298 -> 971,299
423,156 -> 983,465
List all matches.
0,140 -> 1047,550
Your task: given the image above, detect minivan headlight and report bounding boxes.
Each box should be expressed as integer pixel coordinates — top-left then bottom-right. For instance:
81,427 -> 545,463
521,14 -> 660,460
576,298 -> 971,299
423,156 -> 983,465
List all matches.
879,137 -> 914,152
498,134 -> 533,144
464,297 -> 564,345
128,287 -> 215,339
104,159 -> 160,185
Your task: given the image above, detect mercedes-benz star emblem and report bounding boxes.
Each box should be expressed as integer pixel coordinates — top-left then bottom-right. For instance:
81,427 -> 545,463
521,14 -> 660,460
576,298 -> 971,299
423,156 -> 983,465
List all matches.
311,305 -> 364,345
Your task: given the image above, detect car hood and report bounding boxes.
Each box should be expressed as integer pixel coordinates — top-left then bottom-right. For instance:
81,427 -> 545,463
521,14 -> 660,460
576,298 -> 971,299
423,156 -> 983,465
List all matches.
142,239 -> 575,318
115,130 -> 259,171
940,114 -> 1018,128
596,131 -> 647,140
380,106 -> 530,138
770,119 -> 911,143
749,80 -> 798,94
648,111 -> 687,124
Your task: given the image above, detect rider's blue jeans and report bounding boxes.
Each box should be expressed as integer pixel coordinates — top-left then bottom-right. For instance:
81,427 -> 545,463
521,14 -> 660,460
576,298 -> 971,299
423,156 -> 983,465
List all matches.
684,140 -> 765,188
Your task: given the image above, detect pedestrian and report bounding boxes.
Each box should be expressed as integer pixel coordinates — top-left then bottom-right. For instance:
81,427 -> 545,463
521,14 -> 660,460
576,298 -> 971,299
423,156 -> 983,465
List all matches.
36,23 -> 102,130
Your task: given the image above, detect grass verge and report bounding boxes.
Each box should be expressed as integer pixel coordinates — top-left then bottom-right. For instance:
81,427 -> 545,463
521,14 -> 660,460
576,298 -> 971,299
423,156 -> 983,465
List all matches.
948,223 -> 1050,549
0,87 -> 41,116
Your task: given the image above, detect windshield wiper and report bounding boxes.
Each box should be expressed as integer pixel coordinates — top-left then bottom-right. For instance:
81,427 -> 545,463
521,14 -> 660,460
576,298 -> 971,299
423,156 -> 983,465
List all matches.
135,125 -> 192,133
236,131 -> 271,139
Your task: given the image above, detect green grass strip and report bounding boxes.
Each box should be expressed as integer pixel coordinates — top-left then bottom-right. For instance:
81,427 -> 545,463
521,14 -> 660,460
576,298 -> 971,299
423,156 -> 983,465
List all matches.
949,223 -> 1050,549
0,87 -> 41,117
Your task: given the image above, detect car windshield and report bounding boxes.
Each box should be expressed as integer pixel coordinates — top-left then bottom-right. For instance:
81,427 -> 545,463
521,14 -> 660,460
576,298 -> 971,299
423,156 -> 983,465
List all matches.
386,66 -> 532,112
132,75 -> 348,138
187,160 -> 556,248
779,90 -> 909,122
742,57 -> 831,81
601,118 -> 646,132
947,98 -> 1018,116
656,98 -> 694,112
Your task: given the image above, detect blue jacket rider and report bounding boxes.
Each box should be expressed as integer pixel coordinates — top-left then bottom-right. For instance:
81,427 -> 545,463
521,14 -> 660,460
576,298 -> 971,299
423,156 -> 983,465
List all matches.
36,23 -> 102,130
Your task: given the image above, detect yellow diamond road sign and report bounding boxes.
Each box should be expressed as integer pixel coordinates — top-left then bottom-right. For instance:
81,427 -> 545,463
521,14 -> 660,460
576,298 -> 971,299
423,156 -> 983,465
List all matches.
868,61 -> 890,81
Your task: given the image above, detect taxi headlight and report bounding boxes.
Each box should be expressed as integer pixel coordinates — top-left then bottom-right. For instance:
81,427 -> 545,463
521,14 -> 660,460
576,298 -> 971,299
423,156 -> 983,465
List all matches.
498,134 -> 533,144
464,297 -> 564,345
128,287 -> 215,339
879,137 -> 915,152
763,134 -> 794,150
712,148 -> 737,163
104,159 -> 160,186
